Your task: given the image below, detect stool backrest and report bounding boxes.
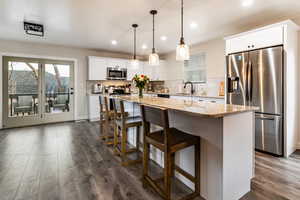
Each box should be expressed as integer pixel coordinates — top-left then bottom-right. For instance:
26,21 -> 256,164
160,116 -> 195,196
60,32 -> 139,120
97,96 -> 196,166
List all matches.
112,98 -> 126,119
140,105 -> 171,145
99,96 -> 109,114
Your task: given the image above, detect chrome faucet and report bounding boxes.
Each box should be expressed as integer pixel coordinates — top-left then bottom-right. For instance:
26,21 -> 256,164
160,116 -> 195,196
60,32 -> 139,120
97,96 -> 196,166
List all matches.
184,81 -> 195,95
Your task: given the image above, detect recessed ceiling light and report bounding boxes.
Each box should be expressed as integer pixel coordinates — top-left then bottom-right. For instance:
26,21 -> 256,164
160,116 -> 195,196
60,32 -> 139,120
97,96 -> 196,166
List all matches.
190,22 -> 198,29
242,0 -> 254,7
111,40 -> 117,45
160,36 -> 167,41
142,44 -> 147,49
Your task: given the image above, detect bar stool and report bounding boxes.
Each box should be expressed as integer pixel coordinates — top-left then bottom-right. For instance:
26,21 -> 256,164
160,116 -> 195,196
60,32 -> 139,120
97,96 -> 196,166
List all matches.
99,95 -> 115,145
140,105 -> 200,200
112,98 -> 143,166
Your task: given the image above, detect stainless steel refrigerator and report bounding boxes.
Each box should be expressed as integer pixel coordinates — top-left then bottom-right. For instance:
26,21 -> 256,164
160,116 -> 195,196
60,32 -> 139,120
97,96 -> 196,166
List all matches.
226,45 -> 284,156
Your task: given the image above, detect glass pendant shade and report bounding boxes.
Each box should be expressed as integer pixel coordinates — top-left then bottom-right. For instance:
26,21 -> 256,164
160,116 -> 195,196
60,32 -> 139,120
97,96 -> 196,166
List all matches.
149,52 -> 159,66
131,59 -> 139,69
176,43 -> 190,61
176,0 -> 190,61
149,10 -> 159,66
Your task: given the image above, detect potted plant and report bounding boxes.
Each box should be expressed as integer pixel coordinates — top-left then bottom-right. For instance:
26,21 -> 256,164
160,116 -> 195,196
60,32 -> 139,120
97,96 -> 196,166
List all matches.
132,74 -> 150,97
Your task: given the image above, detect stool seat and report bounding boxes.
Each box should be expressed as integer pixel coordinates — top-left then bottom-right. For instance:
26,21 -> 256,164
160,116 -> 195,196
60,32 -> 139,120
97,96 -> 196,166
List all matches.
146,128 -> 198,153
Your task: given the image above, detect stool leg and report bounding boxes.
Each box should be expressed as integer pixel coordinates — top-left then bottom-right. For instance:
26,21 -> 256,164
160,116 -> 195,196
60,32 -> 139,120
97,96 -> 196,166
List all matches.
113,123 -> 118,154
171,153 -> 175,177
195,139 -> 201,196
104,118 -> 109,141
136,126 -> 140,151
99,115 -> 103,140
164,152 -> 172,200
143,142 -> 150,188
121,127 -> 127,164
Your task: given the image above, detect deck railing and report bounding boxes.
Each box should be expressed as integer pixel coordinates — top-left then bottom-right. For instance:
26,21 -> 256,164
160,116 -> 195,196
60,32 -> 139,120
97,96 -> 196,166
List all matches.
8,92 -> 70,117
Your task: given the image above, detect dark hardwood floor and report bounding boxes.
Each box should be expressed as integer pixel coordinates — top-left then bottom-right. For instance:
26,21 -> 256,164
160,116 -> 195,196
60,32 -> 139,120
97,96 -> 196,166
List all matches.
0,121 -> 299,200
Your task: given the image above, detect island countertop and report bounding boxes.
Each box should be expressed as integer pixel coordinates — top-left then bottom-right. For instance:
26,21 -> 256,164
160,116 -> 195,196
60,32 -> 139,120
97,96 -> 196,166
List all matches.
109,95 -> 258,118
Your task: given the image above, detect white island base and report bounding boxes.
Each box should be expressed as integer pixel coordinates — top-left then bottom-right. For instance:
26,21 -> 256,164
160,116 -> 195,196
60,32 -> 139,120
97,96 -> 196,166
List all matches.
169,110 -> 255,200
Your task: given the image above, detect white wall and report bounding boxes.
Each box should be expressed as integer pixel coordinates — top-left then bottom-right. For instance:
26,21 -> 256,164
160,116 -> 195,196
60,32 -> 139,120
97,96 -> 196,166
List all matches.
162,38 -> 226,80
161,38 -> 226,96
0,39 -> 132,128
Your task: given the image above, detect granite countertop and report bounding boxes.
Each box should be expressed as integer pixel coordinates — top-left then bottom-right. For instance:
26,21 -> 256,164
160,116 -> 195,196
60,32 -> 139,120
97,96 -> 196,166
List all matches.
146,92 -> 225,99
108,95 -> 258,118
88,92 -> 225,99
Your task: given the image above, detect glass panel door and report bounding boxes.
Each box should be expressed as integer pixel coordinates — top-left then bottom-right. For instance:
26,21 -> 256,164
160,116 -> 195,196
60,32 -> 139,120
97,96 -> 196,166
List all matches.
42,61 -> 74,123
2,56 -> 74,128
3,57 -> 42,128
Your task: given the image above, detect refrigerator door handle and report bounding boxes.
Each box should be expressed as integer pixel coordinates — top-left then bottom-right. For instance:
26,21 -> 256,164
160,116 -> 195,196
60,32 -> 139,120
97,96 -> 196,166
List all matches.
245,61 -> 249,102
249,62 -> 253,102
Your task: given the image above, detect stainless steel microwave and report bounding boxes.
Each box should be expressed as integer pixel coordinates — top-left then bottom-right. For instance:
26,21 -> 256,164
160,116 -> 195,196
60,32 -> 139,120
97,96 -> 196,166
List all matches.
106,67 -> 127,80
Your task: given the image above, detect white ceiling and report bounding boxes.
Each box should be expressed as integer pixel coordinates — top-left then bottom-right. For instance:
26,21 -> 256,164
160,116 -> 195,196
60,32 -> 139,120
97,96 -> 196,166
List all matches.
0,0 -> 300,55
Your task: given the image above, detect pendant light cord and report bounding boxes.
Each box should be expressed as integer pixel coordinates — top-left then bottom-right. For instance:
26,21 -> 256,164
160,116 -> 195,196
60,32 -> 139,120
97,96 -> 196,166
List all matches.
152,13 -> 155,53
132,24 -> 138,60
134,27 -> 136,59
180,0 -> 184,45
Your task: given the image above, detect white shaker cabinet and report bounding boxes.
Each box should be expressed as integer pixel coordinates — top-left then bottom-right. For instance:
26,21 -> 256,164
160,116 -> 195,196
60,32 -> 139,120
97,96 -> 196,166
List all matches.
88,95 -> 100,121
127,61 -> 144,81
143,60 -> 166,81
88,56 -> 107,80
107,58 -> 127,69
225,25 -> 283,54
142,62 -> 153,78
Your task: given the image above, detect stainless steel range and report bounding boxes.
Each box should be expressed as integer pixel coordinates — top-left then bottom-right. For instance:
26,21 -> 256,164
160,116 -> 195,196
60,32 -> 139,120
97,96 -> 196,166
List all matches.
226,45 -> 284,156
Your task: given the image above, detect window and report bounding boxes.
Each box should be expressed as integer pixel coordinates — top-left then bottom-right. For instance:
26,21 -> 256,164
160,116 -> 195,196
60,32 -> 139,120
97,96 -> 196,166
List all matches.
183,53 -> 206,83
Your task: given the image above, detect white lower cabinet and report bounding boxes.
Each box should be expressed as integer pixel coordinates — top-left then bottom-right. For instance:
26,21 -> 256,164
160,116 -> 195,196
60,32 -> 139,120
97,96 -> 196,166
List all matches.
198,97 -> 225,104
88,95 -> 100,121
170,95 -> 224,104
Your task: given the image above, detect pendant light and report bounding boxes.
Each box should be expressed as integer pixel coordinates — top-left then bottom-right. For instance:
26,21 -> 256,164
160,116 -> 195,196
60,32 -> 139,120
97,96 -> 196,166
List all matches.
131,24 -> 139,68
176,0 -> 190,61
149,10 -> 159,66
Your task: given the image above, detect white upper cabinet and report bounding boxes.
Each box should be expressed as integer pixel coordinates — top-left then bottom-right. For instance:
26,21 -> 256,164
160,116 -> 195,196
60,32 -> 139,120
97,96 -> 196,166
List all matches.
88,56 -> 107,80
142,62 -> 153,79
225,25 -> 284,54
107,58 -> 127,69
127,61 -> 143,81
88,56 -> 165,81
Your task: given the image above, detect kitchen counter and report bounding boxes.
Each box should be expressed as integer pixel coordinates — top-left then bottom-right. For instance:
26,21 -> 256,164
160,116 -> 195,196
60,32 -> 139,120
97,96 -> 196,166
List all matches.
111,95 -> 256,118
106,94 -> 256,200
145,92 -> 225,99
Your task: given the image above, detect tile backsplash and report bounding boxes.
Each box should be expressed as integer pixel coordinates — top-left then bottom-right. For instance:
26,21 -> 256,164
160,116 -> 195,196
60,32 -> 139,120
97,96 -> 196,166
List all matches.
164,77 -> 225,96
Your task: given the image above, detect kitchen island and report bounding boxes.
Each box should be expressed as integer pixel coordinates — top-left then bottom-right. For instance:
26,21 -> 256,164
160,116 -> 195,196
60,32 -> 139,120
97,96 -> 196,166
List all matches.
107,95 -> 257,200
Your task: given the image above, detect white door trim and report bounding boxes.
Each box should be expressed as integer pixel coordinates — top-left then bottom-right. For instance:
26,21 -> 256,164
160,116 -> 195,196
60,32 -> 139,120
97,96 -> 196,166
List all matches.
0,52 -> 79,129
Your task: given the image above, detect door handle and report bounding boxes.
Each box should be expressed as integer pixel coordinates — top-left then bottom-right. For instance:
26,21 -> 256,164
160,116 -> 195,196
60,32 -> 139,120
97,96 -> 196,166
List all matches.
256,117 -> 275,121
249,62 -> 253,101
245,62 -> 249,101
